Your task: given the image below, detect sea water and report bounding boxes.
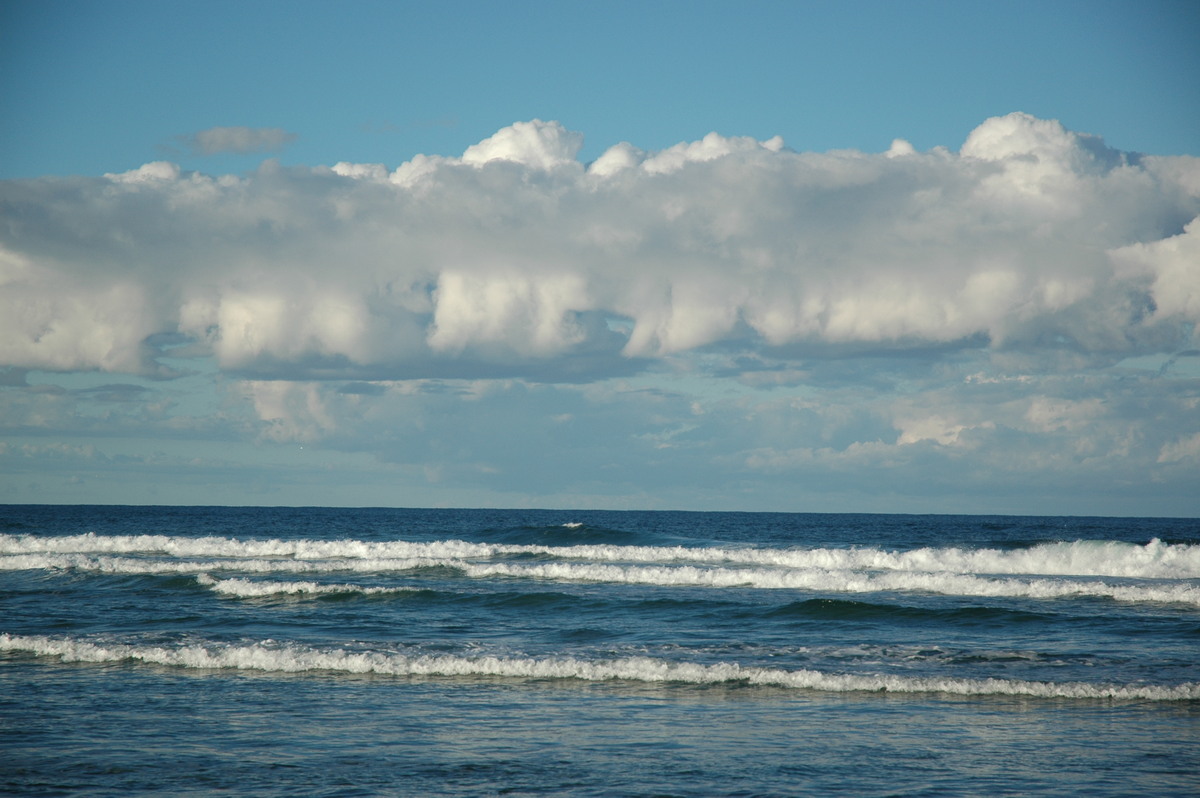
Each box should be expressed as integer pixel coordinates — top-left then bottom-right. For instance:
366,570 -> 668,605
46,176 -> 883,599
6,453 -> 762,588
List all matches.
1,506 -> 1197,796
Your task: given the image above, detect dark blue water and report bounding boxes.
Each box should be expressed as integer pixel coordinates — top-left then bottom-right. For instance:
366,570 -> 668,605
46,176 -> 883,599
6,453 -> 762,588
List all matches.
2,506 -> 1198,796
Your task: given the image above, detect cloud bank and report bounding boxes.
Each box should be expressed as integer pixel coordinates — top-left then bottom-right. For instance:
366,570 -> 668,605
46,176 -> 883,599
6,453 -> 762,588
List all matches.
3,112 -> 1196,383
2,113 -> 1198,512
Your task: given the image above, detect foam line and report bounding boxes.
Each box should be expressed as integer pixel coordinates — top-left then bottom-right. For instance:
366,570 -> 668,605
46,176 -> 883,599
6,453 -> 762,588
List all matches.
2,633 -> 1196,701
456,562 -> 1200,606
195,574 -> 414,598
0,533 -> 498,561
4,553 -> 1197,606
0,553 -> 439,575
2,533 -> 1197,579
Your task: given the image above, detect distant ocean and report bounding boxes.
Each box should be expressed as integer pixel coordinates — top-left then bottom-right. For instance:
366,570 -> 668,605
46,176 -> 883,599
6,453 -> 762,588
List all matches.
2,506 -> 1198,796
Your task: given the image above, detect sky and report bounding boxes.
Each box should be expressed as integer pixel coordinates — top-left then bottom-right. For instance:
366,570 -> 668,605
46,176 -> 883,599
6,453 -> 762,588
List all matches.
1,1 -> 1198,515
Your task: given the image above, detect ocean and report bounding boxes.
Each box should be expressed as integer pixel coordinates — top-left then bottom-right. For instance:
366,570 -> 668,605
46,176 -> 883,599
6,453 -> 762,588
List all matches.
1,505 -> 1197,796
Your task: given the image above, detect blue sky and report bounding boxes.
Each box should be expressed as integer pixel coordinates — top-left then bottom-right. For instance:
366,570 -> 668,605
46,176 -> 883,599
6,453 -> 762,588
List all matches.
4,0 -> 1198,178
1,1 -> 1198,514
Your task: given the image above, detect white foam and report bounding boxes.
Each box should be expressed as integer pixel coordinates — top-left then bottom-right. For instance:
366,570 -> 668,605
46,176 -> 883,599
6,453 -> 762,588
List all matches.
3,533 -> 1196,579
4,551 -> 1197,606
0,532 -> 499,561
2,633 -> 1195,701
0,552 -> 442,576
195,574 -> 414,598
456,561 -> 1200,606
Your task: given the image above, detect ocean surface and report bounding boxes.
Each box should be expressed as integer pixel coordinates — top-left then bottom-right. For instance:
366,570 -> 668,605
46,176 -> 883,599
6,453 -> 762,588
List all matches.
1,506 -> 1198,796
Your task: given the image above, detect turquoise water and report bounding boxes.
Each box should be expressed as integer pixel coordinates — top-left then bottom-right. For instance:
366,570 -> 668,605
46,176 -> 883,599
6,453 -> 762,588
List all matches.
2,507 -> 1198,795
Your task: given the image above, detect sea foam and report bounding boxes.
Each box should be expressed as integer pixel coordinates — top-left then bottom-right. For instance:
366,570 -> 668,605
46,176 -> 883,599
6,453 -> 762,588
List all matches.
3,533 -> 1196,579
2,633 -> 1195,701
195,574 -> 417,598
3,546 -> 1198,606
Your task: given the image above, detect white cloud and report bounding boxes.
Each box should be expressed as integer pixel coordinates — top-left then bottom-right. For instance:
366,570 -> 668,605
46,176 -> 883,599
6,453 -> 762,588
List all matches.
0,113 -> 1196,386
1158,431 -> 1200,463
105,161 -> 182,183
246,380 -> 339,443
587,142 -> 646,177
1111,216 -> 1200,323
896,416 -> 991,447
428,271 -> 591,357
460,119 -> 583,170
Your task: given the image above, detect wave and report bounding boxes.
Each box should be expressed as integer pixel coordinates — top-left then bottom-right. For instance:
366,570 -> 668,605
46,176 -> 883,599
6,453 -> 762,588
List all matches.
0,552 -> 441,576
457,562 -> 1200,606
2,633 -> 1195,701
193,578 -> 1079,627
4,552 -> 1198,606
3,533 -> 1197,579
194,574 -> 417,599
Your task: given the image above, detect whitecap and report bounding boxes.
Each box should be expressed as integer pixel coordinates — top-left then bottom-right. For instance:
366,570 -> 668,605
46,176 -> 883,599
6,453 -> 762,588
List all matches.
2,633 -> 1195,701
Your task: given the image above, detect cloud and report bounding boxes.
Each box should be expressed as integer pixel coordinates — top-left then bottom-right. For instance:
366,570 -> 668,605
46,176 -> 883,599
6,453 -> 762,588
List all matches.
189,354 -> 1193,511
0,113 -> 1197,385
180,126 -> 298,156
1158,431 -> 1200,463
460,119 -> 583,169
1111,216 -> 1200,321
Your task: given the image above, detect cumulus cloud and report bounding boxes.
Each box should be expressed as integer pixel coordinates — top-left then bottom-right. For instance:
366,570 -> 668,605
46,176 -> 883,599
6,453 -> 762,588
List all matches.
460,119 -> 583,169
180,126 -> 298,155
1,113 -> 1197,383
1111,216 -> 1200,321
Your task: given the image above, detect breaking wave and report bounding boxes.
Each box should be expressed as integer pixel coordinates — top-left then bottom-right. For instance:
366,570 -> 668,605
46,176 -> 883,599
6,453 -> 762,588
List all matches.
2,633 -> 1194,701
194,574 -> 417,598
2,533 -> 1196,579
2,532 -> 1198,606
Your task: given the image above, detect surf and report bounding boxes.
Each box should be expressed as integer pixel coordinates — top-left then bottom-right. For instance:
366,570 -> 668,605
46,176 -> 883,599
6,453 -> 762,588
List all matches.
3,633 -> 1196,701
4,533 -> 1196,579
5,551 -> 1198,606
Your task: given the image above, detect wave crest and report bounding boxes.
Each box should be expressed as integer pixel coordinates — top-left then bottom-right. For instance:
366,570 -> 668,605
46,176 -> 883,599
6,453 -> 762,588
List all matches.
3,533 -> 1196,579
2,633 -> 1195,701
